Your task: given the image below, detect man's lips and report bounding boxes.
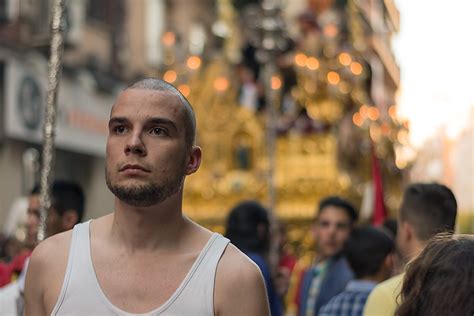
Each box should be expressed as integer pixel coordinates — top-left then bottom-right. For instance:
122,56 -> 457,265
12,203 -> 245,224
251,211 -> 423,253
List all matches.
119,164 -> 150,172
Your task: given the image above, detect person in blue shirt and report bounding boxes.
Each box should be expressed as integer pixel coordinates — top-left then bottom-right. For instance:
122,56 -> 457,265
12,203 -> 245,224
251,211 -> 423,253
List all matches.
225,200 -> 283,316
297,196 -> 357,316
318,225 -> 395,316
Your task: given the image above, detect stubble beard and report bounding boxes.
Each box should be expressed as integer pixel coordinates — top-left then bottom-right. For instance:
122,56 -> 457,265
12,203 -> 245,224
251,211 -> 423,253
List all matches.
105,167 -> 185,207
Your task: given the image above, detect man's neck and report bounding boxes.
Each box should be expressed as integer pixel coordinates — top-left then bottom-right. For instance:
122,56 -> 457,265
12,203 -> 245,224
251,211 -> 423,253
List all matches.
360,272 -> 387,283
108,192 -> 190,252
315,254 -> 332,265
406,239 -> 426,262
359,276 -> 379,283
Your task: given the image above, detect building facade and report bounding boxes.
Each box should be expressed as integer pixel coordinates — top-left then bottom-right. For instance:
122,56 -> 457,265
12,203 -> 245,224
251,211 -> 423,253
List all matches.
1,0 -> 405,241
0,0 -> 169,233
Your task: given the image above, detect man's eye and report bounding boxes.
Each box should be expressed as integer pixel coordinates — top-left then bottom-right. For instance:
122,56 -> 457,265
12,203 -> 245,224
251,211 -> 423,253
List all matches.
113,126 -> 127,134
150,127 -> 165,136
336,223 -> 350,229
28,209 -> 40,217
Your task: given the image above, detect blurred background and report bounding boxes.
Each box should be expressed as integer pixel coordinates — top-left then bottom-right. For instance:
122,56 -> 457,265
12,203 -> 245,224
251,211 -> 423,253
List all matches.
0,0 -> 472,250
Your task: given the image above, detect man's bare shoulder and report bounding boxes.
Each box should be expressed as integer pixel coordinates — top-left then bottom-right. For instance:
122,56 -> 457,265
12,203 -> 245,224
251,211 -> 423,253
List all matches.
32,230 -> 73,267
24,230 -> 73,316
217,243 -> 262,279
214,243 -> 270,316
27,229 -> 73,286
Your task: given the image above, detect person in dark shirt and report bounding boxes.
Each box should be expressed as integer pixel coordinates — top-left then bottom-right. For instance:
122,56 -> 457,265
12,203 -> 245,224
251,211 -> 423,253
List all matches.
225,200 -> 283,316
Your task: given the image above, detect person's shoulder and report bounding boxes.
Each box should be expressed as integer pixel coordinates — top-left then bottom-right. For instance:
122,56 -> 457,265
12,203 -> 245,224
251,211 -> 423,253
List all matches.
376,273 -> 404,293
214,244 -> 270,316
27,229 -> 74,282
24,229 -> 75,316
30,229 -> 73,265
31,230 -> 72,260
320,290 -> 346,313
363,273 -> 403,316
327,255 -> 354,282
331,255 -> 352,271
217,243 -> 263,284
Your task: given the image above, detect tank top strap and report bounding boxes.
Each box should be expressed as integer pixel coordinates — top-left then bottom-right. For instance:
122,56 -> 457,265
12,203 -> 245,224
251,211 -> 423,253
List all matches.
51,220 -> 94,315
189,233 -> 230,281
159,233 -> 230,315
198,233 -> 230,270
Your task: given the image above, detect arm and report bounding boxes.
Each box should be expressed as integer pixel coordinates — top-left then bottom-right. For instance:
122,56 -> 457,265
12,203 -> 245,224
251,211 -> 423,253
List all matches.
24,241 -> 49,316
24,231 -> 71,316
214,244 -> 270,316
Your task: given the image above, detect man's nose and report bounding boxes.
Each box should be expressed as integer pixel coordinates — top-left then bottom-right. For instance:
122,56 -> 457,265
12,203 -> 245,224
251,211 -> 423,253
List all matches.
125,132 -> 146,156
327,224 -> 337,235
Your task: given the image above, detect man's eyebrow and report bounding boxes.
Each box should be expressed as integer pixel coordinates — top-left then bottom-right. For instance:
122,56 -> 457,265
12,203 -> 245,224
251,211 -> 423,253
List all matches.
108,117 -> 179,133
145,117 -> 178,133
108,117 -> 129,127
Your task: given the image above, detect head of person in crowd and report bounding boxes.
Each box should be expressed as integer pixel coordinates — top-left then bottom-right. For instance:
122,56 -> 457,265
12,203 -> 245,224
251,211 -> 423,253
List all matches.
225,200 -> 271,255
26,192 -> 41,246
396,233 -> 474,316
30,180 -> 85,237
344,226 -> 395,283
313,196 -> 358,261
396,183 -> 457,262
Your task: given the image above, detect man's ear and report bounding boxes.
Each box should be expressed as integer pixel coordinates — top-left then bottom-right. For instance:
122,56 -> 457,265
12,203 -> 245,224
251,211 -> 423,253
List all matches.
384,252 -> 395,271
61,210 -> 79,231
185,146 -> 202,175
311,220 -> 319,240
377,252 -> 395,279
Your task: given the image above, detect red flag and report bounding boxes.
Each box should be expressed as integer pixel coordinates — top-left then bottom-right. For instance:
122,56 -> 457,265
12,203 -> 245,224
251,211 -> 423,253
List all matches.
371,142 -> 387,225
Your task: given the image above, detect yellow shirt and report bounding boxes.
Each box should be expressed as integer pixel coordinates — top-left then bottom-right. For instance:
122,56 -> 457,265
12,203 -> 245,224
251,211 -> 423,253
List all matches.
363,273 -> 404,316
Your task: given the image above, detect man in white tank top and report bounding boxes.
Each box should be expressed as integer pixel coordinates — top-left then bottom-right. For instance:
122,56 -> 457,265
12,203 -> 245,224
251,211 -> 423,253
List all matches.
24,79 -> 270,316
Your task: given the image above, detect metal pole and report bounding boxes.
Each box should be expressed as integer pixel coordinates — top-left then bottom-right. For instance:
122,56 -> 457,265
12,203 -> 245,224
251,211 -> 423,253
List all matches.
38,0 -> 67,241
263,62 -> 278,212
259,0 -> 286,273
260,0 -> 281,212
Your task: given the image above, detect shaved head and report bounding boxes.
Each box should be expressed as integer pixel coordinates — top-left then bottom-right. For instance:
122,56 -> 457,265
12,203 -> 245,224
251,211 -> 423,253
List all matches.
125,78 -> 196,149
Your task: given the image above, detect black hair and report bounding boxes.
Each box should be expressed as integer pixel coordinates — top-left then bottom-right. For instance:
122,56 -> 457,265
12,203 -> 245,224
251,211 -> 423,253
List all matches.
318,196 -> 358,224
126,78 -> 196,149
383,218 -> 398,239
225,200 -> 270,254
31,180 -> 85,223
344,225 -> 395,278
399,183 -> 457,241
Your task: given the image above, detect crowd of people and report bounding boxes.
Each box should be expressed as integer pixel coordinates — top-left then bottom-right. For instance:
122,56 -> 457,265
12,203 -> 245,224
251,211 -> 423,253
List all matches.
0,78 -> 472,315
223,183 -> 473,316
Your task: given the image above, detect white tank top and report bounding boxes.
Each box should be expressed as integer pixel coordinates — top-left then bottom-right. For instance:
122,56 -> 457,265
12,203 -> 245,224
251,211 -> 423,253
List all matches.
51,220 -> 230,316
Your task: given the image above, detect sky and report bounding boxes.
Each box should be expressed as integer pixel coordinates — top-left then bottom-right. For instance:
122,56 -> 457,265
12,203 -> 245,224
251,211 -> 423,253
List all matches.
393,0 -> 474,147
